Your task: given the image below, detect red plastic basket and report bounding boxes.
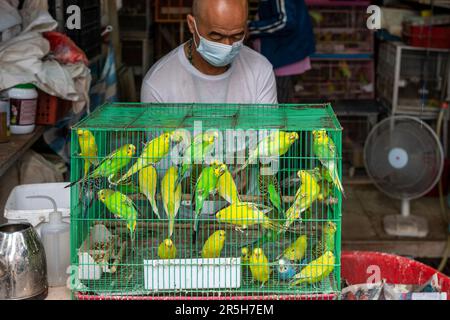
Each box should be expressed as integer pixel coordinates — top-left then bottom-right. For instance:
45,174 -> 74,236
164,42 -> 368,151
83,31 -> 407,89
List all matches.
341,251 -> 450,299
36,91 -> 72,125
404,25 -> 450,49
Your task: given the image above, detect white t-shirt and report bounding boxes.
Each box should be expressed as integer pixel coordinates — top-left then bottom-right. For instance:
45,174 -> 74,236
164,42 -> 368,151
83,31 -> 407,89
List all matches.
141,43 -> 278,104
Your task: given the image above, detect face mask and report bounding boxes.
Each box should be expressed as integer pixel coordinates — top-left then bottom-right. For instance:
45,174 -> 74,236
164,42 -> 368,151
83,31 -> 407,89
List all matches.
193,20 -> 244,67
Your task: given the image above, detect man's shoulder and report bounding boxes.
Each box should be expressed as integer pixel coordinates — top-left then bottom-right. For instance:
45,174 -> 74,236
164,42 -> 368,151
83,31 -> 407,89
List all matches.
239,46 -> 273,70
143,45 -> 182,84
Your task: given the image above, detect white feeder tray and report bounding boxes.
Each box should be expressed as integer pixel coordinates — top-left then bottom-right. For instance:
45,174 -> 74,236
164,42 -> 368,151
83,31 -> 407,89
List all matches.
144,257 -> 241,291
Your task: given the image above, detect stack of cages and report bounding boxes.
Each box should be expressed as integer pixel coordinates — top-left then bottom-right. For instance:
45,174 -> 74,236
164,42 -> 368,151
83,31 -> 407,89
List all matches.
63,0 -> 102,59
377,41 -> 450,118
295,0 -> 375,101
70,103 -> 343,300
153,0 -> 193,60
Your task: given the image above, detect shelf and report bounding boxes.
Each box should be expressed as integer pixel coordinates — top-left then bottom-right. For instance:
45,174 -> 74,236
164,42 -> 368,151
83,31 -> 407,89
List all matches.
0,126 -> 46,178
311,53 -> 374,60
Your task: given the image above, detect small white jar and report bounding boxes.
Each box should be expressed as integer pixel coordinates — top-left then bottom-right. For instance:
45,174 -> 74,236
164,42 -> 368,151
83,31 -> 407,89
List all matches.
7,84 -> 38,135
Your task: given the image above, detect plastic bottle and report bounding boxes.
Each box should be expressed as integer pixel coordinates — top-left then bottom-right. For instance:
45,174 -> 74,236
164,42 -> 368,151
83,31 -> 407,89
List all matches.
28,195 -> 70,287
8,84 -> 38,135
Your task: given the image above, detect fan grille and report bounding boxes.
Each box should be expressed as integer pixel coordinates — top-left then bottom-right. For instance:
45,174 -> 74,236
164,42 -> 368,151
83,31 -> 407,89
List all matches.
364,116 -> 444,200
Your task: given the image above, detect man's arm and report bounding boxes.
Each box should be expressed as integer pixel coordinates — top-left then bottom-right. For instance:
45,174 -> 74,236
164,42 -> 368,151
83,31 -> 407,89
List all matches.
248,0 -> 298,38
257,66 -> 278,104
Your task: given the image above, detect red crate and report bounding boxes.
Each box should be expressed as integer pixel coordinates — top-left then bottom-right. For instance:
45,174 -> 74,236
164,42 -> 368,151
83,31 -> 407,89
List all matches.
404,25 -> 450,49
36,91 -> 72,125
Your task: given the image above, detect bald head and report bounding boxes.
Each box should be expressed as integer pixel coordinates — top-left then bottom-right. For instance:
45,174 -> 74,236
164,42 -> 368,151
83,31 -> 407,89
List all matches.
193,0 -> 248,21
188,0 -> 248,46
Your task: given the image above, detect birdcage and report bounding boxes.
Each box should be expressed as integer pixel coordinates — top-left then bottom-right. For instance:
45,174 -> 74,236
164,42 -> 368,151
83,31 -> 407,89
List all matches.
70,103 -> 343,300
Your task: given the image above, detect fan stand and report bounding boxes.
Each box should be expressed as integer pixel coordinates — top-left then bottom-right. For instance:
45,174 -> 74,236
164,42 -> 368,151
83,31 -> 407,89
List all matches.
383,199 -> 429,238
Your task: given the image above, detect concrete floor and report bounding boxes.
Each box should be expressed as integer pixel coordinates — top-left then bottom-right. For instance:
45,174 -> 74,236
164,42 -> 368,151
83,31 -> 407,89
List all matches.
342,184 -> 448,258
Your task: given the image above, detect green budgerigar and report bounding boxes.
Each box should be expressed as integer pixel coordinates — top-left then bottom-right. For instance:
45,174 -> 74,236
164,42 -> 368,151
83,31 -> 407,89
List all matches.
116,132 -> 173,184
98,189 -> 138,247
193,160 -> 227,241
67,144 -> 136,188
312,130 -> 345,197
268,182 -> 282,214
284,170 -> 321,228
176,131 -> 219,186
161,166 -> 182,238
312,221 -> 337,260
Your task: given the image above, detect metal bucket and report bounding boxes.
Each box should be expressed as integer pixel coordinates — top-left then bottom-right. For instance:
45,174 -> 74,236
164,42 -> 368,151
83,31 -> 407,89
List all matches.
0,223 -> 48,300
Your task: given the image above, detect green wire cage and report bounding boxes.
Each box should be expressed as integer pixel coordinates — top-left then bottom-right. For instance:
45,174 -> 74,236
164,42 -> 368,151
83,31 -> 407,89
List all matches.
69,103 -> 343,300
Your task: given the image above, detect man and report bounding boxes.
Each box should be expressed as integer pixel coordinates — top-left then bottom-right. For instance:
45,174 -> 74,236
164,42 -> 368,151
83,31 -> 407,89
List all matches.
141,0 -> 277,104
248,0 -> 316,103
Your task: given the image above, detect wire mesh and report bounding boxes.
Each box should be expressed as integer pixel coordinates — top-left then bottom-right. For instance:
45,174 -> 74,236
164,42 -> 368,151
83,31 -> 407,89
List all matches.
70,103 -> 343,300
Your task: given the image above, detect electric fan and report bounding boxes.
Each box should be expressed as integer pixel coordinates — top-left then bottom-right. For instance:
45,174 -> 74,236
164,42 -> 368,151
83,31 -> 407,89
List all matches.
364,116 -> 444,237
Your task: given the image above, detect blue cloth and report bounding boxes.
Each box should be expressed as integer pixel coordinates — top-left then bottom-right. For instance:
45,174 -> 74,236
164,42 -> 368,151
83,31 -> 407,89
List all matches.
248,0 -> 316,69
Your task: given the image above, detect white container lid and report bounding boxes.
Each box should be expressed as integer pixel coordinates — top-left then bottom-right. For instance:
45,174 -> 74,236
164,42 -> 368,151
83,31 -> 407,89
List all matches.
4,183 -> 70,227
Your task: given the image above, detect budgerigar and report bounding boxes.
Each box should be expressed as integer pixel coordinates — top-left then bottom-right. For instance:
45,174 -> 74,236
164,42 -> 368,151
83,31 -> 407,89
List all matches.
241,247 -> 251,264
277,235 -> 307,261
193,161 -> 227,241
249,248 -> 271,285
201,230 -> 226,258
268,182 -> 282,213
235,131 -> 299,174
116,132 -> 173,184
312,221 -> 337,260
312,130 -> 345,197
217,168 -> 241,204
98,189 -> 138,247
290,251 -> 335,286
158,238 -> 177,259
216,203 -> 287,233
284,170 -> 321,229
138,165 -> 159,219
67,144 -> 136,187
176,131 -> 219,186
161,167 -> 182,238
77,129 -> 98,177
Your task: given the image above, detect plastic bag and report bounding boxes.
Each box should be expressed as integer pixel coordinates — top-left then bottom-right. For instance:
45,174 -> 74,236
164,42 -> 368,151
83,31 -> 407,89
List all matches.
43,31 -> 88,65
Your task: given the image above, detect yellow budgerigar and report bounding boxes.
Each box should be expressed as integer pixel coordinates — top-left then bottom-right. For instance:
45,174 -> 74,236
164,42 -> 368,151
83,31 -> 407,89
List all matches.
249,248 -> 271,285
158,238 -> 177,259
216,202 -> 286,232
278,235 -> 307,261
77,129 -> 98,177
241,247 -> 251,264
284,170 -> 321,228
312,130 -> 345,197
138,165 -> 160,219
236,131 -> 299,173
201,230 -> 226,259
117,132 -> 173,184
290,251 -> 335,286
217,168 -> 241,204
161,166 -> 182,238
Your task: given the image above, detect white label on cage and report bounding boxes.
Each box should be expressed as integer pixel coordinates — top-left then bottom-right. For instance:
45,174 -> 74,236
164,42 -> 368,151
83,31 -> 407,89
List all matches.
144,258 -> 241,291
